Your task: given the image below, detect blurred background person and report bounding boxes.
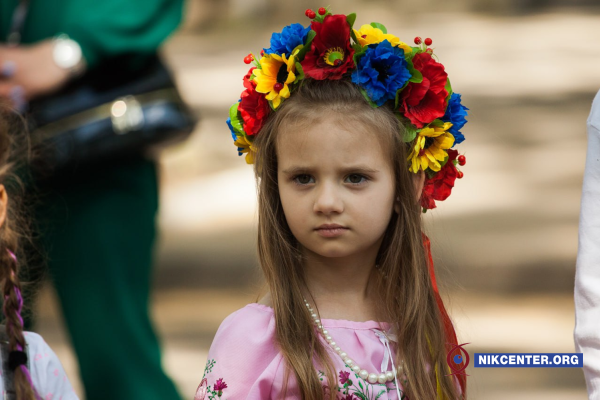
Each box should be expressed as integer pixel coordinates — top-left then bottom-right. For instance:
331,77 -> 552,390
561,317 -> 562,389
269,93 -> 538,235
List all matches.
574,89 -> 600,399
0,1 -> 191,399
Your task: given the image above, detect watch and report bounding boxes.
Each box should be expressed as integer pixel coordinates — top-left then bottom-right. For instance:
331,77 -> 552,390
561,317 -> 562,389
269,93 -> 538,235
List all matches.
52,34 -> 86,75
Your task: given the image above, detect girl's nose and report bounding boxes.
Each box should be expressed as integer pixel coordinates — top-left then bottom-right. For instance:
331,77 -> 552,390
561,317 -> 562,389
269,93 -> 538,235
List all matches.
313,181 -> 344,215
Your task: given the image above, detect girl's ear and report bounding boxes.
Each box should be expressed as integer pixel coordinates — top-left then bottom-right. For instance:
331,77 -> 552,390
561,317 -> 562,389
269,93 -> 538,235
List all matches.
0,185 -> 6,228
394,171 -> 425,213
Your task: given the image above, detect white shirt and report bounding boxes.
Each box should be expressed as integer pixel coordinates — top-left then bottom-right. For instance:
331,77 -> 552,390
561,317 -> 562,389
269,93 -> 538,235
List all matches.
574,89 -> 600,399
0,331 -> 79,400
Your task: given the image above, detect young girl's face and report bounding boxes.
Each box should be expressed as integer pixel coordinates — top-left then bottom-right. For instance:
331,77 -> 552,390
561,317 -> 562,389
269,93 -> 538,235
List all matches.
277,113 -> 397,262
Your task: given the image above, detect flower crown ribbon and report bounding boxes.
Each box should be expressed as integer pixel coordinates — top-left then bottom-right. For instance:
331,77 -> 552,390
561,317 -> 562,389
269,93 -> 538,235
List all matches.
227,7 -> 469,211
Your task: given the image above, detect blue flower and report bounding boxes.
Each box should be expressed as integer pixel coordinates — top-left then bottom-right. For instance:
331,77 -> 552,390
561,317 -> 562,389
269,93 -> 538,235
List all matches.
351,40 -> 412,107
441,93 -> 469,146
264,23 -> 311,56
226,117 -> 237,141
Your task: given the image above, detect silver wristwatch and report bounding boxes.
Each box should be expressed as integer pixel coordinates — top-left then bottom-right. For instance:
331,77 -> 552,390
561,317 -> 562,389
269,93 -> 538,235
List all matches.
52,34 -> 86,76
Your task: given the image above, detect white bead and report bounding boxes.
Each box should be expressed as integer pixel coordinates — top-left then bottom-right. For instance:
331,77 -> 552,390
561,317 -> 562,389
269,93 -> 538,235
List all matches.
329,341 -> 336,346
359,370 -> 369,380
378,373 -> 387,384
344,358 -> 353,366
368,373 -> 378,384
317,325 -> 322,329
311,313 -> 317,318
339,352 -> 347,359
325,335 -> 332,341
352,365 -> 360,373
314,319 -> 320,324
322,330 -> 328,335
333,346 -> 340,352
386,371 -> 394,382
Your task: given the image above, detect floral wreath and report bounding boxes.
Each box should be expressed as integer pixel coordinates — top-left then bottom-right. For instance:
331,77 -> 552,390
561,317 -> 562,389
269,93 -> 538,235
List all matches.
226,7 -> 469,211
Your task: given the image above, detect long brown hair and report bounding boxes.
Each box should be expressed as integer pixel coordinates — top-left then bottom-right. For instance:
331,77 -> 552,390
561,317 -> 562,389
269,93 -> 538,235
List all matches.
252,78 -> 463,399
0,112 -> 39,400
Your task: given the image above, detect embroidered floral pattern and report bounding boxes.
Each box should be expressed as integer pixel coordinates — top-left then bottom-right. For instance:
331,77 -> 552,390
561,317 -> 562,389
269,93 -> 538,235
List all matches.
319,367 -> 409,400
195,359 -> 229,400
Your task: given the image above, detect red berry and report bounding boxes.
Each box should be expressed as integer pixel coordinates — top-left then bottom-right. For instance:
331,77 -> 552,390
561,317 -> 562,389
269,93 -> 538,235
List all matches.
426,47 -> 433,53
414,36 -> 422,45
458,155 -> 466,166
243,56 -> 252,64
308,10 -> 316,19
333,59 -> 342,66
274,83 -> 284,93
424,38 -> 432,46
457,170 -> 464,179
305,9 -> 312,17
318,7 -> 327,15
260,50 -> 265,56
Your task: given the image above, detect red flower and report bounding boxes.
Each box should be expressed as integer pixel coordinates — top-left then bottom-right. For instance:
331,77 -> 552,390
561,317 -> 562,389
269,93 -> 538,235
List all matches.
339,370 -> 350,385
420,149 -> 459,210
213,378 -> 228,392
238,67 -> 271,136
399,52 -> 448,128
301,14 -> 355,80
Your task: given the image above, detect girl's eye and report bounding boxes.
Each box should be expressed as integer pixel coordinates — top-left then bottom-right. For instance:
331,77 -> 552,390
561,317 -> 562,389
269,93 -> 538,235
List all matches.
293,174 -> 314,185
346,174 -> 368,185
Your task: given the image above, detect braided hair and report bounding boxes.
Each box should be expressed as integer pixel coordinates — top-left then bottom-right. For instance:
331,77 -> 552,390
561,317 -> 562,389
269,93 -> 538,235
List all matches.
0,112 -> 39,400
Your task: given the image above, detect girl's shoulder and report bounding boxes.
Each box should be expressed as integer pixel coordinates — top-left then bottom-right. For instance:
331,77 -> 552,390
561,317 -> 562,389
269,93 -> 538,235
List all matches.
198,304 -> 284,399
0,331 -> 79,399
213,302 -> 277,344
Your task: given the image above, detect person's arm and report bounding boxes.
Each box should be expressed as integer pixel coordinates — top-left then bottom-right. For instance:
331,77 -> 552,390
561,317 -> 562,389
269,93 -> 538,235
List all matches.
24,332 -> 79,399
574,89 -> 600,398
61,0 -> 184,69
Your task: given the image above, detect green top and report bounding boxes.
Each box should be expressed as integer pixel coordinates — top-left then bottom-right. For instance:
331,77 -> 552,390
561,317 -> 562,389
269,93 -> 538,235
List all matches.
1,0 -> 183,68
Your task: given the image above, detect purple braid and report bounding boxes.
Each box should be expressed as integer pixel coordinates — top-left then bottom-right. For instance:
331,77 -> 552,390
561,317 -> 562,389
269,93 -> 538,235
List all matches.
5,250 -> 41,400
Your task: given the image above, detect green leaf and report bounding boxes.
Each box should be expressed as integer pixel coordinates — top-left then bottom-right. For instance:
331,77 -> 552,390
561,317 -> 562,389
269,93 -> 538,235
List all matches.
445,77 -> 453,98
375,389 -> 387,399
347,13 -> 357,28
347,13 -> 359,44
402,124 -> 417,143
426,168 -> 437,179
370,22 -> 387,33
407,58 -> 423,83
353,46 -> 367,68
295,30 -> 316,61
294,62 -> 304,83
358,381 -> 364,390
359,88 -> 378,108
228,102 -> 244,136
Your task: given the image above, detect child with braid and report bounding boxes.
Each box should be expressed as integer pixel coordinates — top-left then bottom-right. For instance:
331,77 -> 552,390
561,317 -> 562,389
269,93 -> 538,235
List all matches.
0,115 -> 78,399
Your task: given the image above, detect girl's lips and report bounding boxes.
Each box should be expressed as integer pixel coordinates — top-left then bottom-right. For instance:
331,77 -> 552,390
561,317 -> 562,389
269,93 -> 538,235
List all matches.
315,227 -> 349,238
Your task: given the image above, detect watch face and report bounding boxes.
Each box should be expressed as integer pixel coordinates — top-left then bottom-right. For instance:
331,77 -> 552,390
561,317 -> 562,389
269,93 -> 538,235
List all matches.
53,38 -> 82,70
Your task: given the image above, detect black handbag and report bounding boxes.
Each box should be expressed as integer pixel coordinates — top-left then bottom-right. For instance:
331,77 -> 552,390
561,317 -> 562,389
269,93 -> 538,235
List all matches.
26,54 -> 197,178
6,0 -> 197,179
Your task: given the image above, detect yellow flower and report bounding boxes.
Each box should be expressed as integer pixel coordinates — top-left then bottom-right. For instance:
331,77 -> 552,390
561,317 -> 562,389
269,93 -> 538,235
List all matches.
234,135 -> 257,164
253,53 -> 297,109
408,122 -> 454,173
354,24 -> 412,55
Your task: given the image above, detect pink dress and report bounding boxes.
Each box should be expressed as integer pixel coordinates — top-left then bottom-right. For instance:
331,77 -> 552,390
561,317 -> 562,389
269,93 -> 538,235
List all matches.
195,303 -> 408,400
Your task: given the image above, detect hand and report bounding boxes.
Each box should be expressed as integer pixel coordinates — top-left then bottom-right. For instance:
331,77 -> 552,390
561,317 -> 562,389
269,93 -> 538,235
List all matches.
0,40 -> 72,104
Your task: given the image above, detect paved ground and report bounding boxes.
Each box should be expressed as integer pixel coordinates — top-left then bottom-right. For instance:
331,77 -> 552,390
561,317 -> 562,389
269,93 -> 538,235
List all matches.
32,7 -> 600,400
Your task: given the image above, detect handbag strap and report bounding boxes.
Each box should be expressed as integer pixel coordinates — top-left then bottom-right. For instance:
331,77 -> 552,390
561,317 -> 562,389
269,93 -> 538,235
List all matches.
7,0 -> 29,45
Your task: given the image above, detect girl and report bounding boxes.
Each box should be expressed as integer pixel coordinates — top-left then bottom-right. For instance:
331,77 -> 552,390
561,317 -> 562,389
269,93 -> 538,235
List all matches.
0,114 -> 78,399
199,7 -> 469,400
